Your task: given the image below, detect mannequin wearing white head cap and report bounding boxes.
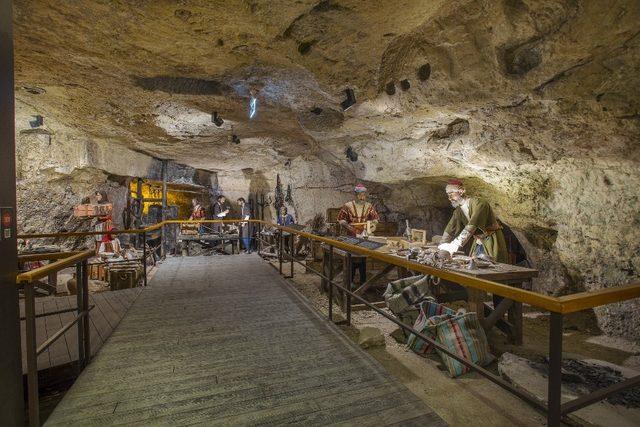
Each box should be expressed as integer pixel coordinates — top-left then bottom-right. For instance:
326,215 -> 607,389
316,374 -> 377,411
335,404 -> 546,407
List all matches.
438,179 -> 508,263
337,184 -> 380,237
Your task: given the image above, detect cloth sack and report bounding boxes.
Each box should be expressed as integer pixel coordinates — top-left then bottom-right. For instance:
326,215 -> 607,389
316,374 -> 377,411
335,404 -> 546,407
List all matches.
406,299 -> 456,356
427,312 -> 493,378
383,275 -> 431,326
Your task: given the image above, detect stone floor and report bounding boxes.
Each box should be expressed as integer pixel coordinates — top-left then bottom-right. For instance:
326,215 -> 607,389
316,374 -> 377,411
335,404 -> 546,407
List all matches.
46,255 -> 445,426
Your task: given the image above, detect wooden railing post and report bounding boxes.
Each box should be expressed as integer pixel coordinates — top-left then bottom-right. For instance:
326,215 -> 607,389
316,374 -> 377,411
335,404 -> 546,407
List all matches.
24,282 -> 40,426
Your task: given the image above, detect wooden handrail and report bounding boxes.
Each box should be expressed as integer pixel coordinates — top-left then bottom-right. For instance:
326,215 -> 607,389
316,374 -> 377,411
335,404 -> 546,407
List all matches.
557,281 -> 640,313
18,251 -> 81,262
16,220 -> 640,314
16,249 -> 95,284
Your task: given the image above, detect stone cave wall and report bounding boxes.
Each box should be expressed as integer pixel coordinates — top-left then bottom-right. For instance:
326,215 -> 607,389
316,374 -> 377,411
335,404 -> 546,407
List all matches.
15,127 -> 217,250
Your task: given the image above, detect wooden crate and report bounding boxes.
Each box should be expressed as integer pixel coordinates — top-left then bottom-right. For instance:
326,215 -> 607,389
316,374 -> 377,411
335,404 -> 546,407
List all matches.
73,203 -> 113,218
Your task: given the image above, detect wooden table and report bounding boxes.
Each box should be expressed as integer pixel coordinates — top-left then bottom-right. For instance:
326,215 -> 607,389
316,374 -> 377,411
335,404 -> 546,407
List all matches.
321,243 -> 538,344
178,233 -> 241,255
440,263 -> 538,345
321,245 -> 401,310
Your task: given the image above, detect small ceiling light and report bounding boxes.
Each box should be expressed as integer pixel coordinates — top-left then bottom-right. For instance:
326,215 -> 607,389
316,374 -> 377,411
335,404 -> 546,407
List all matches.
212,111 -> 224,127
400,79 -> 411,91
29,115 -> 43,128
232,134 -> 241,144
345,146 -> 358,162
340,88 -> 356,111
249,96 -> 258,119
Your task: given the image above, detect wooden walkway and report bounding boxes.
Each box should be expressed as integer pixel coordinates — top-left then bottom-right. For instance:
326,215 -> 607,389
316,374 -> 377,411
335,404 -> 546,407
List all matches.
46,255 -> 445,426
19,287 -> 143,373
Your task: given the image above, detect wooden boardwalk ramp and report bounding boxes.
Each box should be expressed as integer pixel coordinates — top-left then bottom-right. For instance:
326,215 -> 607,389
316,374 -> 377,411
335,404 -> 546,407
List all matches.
46,255 -> 445,426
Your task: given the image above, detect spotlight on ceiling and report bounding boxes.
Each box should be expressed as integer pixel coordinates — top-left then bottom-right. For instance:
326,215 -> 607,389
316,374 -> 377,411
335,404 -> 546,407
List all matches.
29,115 -> 44,128
249,96 -> 258,119
400,79 -> 411,91
232,134 -> 241,145
340,88 -> 356,111
345,146 -> 358,162
212,111 -> 224,127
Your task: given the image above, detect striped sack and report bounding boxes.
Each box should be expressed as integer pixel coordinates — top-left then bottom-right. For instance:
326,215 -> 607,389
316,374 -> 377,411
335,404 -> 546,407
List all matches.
383,275 -> 431,326
406,300 -> 456,356
383,275 -> 430,314
427,312 -> 493,378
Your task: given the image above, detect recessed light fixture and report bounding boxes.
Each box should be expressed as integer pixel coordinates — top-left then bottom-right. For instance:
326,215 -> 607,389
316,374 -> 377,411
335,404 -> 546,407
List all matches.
29,115 -> 43,128
345,146 -> 358,162
340,88 -> 356,111
400,79 -> 411,91
212,112 -> 224,127
249,96 -> 258,119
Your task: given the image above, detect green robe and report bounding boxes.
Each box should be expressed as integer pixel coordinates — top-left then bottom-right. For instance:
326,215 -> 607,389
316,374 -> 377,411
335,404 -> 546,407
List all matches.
443,198 -> 508,263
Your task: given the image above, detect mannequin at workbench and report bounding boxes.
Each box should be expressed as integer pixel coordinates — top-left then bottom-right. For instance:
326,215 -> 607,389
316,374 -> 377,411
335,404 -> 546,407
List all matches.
237,197 -> 252,253
337,184 -> 380,284
212,195 -> 230,234
190,198 -> 206,234
438,179 -> 508,263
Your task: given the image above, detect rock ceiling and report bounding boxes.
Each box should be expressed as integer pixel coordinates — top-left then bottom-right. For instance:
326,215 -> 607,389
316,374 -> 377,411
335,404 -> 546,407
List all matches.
14,0 -> 639,171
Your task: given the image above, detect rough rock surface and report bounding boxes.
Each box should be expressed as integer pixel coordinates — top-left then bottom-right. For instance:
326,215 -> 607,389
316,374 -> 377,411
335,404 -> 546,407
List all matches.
357,326 -> 386,349
12,1 -> 640,338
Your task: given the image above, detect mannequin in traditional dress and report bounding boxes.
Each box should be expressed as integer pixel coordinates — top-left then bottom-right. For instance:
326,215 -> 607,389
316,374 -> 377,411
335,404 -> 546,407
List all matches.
94,190 -> 114,254
212,195 -> 230,233
438,179 -> 508,262
190,198 -> 206,234
337,184 -> 380,284
277,206 -> 295,226
237,197 -> 252,253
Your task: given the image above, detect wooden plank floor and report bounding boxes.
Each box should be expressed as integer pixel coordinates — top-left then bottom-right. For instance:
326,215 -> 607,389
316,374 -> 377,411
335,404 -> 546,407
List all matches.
46,255 -> 445,426
19,287 -> 143,373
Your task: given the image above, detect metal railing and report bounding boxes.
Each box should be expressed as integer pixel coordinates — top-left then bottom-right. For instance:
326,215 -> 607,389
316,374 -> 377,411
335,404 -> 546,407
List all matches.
16,249 -> 94,427
18,219 -> 640,426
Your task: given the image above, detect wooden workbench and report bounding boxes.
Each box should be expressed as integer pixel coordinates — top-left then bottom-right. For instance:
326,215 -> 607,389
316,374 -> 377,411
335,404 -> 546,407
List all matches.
321,243 -> 538,344
178,233 -> 241,255
320,245 -> 400,311
441,262 -> 538,344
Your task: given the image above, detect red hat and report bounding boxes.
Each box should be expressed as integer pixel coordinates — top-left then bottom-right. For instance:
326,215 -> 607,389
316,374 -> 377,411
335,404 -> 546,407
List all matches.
445,179 -> 464,193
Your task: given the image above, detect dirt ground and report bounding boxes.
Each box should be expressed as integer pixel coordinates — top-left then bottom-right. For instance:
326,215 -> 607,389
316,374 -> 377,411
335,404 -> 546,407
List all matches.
273,260 -> 640,427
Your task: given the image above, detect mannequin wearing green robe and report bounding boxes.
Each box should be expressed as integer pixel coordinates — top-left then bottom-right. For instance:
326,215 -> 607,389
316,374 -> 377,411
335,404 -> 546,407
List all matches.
441,198 -> 508,263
